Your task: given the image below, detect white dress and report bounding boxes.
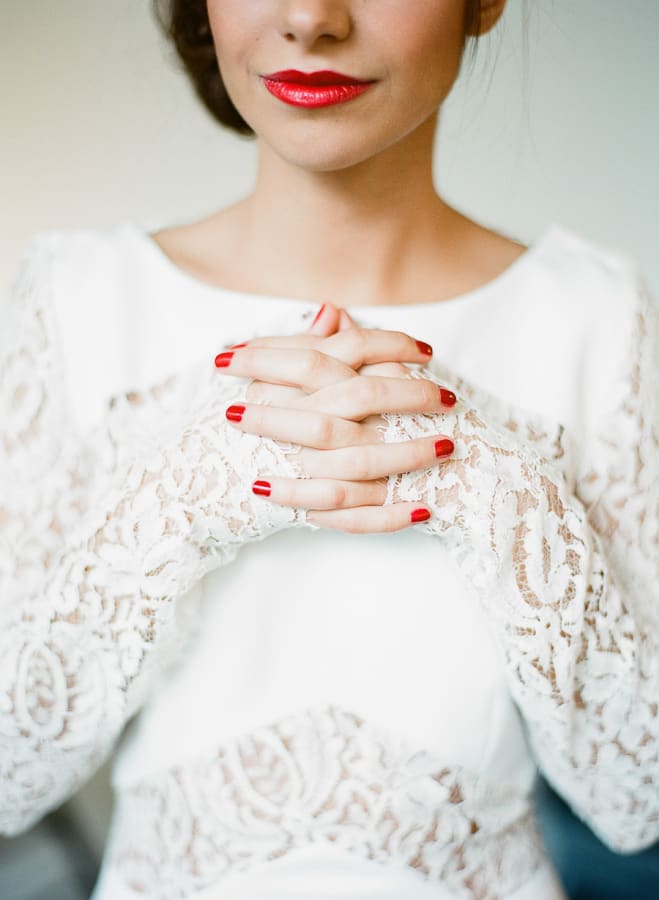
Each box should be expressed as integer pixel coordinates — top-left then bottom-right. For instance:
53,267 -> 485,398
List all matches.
0,222 -> 657,900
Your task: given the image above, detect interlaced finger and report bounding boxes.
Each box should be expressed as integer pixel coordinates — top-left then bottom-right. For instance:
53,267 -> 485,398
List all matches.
299,375 -> 456,420
305,503 -> 433,534
245,361 -> 413,405
215,347 -> 357,393
225,402 -> 376,449
245,380 -> 304,406
322,328 -> 434,369
252,476 -> 388,509
357,361 -> 412,378
298,434 -> 454,481
220,327 -> 434,368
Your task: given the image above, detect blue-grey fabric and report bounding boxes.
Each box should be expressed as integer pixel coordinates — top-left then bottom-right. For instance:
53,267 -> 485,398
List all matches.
535,777 -> 659,900
0,808 -> 98,900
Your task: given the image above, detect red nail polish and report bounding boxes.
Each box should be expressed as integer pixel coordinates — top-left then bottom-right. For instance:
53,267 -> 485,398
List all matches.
411,508 -> 431,524
312,304 -> 326,326
228,342 -> 248,349
440,388 -> 457,407
416,340 -> 433,356
434,438 -> 454,458
226,405 -> 245,422
215,351 -> 235,368
252,480 -> 272,496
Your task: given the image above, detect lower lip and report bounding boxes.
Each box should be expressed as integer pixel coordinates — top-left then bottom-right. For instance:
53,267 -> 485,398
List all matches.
262,79 -> 373,109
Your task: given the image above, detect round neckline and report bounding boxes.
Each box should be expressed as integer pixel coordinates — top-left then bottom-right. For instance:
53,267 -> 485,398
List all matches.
126,221 -> 560,313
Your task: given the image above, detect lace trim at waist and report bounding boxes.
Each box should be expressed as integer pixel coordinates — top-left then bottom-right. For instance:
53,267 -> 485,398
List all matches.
105,705 -> 545,900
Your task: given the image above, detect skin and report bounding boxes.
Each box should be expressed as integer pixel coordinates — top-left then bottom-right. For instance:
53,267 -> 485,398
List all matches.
154,0 -> 517,533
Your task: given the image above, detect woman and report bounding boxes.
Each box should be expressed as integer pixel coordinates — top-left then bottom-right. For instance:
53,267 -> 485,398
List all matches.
1,1 -> 657,898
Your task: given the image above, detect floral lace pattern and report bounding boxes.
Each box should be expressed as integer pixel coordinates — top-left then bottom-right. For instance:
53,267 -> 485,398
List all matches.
0,236 -> 308,836
380,267 -> 659,851
1,231 -> 658,899
109,706 -> 543,900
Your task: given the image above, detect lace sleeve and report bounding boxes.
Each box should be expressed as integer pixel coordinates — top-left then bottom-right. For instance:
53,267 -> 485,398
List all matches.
381,263 -> 659,852
0,237 -> 308,836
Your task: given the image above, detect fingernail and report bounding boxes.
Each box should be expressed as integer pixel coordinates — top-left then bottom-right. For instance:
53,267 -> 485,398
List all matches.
411,508 -> 431,524
215,351 -> 235,368
228,342 -> 248,349
226,404 -> 245,422
252,480 -> 271,496
434,438 -> 454,458
312,303 -> 327,326
416,340 -> 433,356
439,388 -> 457,407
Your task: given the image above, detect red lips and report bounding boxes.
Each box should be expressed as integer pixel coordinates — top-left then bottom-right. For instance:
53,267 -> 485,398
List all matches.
262,69 -> 376,108
264,69 -> 372,86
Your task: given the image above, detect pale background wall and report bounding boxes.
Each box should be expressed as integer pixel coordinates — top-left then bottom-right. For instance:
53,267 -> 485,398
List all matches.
1,1 -> 658,296
1,0 -> 657,857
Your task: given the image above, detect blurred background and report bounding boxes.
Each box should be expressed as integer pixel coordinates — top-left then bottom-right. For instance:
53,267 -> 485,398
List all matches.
1,1 -> 658,897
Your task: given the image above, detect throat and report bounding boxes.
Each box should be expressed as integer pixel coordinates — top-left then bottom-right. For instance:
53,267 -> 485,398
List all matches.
150,208 -> 528,308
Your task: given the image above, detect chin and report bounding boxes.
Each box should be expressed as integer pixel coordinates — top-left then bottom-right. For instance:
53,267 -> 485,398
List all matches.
258,122 -> 402,174
280,146 -> 380,173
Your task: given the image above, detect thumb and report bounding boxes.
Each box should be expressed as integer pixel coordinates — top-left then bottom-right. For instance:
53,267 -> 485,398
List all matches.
338,308 -> 358,331
307,302 -> 342,336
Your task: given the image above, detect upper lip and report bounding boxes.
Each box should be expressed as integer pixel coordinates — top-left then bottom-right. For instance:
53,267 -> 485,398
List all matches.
262,70 -> 373,86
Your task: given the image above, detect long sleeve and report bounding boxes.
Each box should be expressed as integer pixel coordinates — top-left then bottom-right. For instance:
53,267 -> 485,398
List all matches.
0,236 -> 308,836
381,260 -> 659,852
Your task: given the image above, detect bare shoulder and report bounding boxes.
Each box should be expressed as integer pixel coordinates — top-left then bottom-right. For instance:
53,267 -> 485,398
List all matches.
150,219 -> 216,277
460,218 -> 530,276
149,207 -> 247,288
429,212 -> 530,300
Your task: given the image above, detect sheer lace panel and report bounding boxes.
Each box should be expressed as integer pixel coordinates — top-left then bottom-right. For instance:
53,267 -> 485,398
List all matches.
0,236 -> 310,835
109,706 -> 543,900
380,266 -> 659,851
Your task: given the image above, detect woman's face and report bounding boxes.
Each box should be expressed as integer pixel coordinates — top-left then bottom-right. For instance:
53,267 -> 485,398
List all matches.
206,0 -> 473,172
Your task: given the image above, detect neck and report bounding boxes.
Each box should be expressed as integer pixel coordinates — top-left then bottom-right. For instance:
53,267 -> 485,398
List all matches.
225,114 -> 462,307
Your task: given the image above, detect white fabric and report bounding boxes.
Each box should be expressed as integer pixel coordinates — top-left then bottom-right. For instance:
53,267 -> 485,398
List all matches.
1,220 -> 656,899
92,841 -> 567,900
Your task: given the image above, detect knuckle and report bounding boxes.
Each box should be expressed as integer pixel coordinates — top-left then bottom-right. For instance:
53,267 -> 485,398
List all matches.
301,350 -> 325,380
383,508 -> 404,533
311,414 -> 335,447
371,480 -> 388,505
380,506 -> 400,532
389,330 -> 413,357
411,441 -> 430,469
351,446 -> 374,481
341,515 -> 365,535
341,328 -> 366,362
346,507 -> 398,534
245,381 -> 267,403
419,380 -> 439,407
330,482 -> 348,507
356,377 -> 379,409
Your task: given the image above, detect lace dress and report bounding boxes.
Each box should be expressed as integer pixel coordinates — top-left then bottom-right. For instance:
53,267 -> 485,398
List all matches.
1,222 -> 657,900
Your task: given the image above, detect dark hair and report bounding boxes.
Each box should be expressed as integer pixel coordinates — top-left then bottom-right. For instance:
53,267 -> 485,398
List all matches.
154,0 -> 483,136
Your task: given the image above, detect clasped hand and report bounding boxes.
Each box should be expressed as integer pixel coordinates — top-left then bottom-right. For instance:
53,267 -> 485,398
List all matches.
214,304 -> 456,532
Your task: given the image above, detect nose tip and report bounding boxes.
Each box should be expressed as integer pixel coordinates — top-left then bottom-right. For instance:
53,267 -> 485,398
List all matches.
279,0 -> 352,45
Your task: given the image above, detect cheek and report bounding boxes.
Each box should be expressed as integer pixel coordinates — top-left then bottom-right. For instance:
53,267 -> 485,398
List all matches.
375,4 -> 465,100
206,1 -> 262,77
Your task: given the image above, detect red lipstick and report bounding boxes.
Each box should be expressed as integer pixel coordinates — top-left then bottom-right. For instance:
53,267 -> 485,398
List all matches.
262,70 -> 375,108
